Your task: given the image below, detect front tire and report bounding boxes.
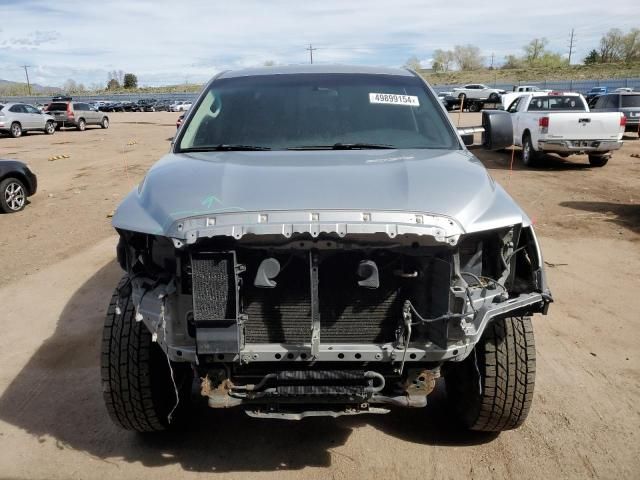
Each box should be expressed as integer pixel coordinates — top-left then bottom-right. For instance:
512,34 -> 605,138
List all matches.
489,92 -> 500,102
445,316 -> 536,432
0,177 -> 27,213
77,119 -> 86,131
588,154 -> 609,167
45,121 -> 56,135
101,276 -> 193,432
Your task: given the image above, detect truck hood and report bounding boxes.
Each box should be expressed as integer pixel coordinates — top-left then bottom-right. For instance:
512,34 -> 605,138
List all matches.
113,149 -> 529,237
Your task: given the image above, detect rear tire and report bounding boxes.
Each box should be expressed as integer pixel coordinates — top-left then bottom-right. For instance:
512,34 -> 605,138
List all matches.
588,154 -> 608,167
0,177 -> 27,213
10,122 -> 22,138
101,276 -> 193,432
522,133 -> 540,167
100,117 -> 109,129
445,316 -> 536,432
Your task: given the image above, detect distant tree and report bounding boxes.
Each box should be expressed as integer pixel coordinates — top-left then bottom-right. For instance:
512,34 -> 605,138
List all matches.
599,28 -> 624,63
583,49 -> 600,65
453,45 -> 483,70
123,73 -> 138,89
63,79 -> 77,93
535,52 -> 567,68
431,61 -> 443,72
263,60 -> 275,66
404,56 -> 422,71
432,49 -> 454,72
620,28 -> 640,62
108,70 -> 125,84
524,38 -> 548,64
107,78 -> 120,90
502,54 -> 523,69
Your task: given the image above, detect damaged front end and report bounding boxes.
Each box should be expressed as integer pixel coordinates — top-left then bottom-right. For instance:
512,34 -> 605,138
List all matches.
114,209 -> 551,419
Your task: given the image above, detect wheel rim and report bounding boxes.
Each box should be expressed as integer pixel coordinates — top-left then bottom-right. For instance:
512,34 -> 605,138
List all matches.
103,119 -> 109,127
46,122 -> 54,133
523,141 -> 530,163
12,124 -> 21,136
5,182 -> 25,210
79,121 -> 85,130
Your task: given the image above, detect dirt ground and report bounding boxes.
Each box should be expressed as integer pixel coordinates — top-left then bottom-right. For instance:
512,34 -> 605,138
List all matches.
0,112 -> 639,479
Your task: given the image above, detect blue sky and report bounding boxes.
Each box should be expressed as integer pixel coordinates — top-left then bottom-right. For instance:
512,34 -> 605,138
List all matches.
0,0 -> 638,87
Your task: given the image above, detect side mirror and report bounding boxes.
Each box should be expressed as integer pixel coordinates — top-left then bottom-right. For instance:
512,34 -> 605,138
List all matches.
460,133 -> 474,146
457,127 -> 484,147
482,110 -> 513,150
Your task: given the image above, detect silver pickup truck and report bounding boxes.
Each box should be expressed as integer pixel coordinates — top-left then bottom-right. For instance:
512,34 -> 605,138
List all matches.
103,65 -> 551,432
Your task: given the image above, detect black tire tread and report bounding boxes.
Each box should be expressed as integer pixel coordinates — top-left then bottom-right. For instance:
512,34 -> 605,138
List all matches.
588,154 -> 608,167
446,316 -> 536,432
101,276 -> 169,432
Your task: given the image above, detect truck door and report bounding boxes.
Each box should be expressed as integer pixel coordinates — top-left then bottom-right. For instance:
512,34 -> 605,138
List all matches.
506,96 -> 524,145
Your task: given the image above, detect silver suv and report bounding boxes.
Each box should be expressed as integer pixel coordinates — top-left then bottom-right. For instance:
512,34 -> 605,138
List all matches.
45,98 -> 110,131
0,103 -> 56,138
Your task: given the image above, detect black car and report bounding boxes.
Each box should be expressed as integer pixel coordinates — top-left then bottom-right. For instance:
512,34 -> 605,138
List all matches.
122,101 -> 142,112
109,102 -> 125,112
137,98 -> 159,112
153,100 -> 171,111
591,92 -> 640,134
0,159 -> 37,213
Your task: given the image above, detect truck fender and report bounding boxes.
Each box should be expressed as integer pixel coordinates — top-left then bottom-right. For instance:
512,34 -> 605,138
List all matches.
482,110 -> 513,150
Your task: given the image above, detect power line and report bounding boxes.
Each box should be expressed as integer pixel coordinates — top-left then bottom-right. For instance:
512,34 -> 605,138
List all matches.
306,43 -> 318,64
21,65 -> 32,95
568,28 -> 576,64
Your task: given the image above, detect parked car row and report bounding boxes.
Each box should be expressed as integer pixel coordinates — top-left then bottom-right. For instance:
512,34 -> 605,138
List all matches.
95,99 -> 192,112
0,96 -> 109,138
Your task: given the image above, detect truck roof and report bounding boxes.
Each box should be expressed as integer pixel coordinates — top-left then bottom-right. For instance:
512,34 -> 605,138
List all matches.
218,64 -> 414,79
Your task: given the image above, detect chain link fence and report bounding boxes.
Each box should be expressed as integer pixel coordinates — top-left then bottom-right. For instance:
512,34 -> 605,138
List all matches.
432,78 -> 640,93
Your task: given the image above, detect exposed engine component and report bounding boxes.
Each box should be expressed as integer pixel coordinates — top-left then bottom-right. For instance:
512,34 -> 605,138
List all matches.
254,257 -> 281,288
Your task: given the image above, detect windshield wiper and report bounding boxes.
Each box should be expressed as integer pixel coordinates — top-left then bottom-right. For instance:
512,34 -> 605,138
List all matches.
287,143 -> 396,150
181,144 -> 271,152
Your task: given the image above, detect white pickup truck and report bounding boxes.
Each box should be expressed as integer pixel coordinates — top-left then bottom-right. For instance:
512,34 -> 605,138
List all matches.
501,86 -> 552,110
504,92 -> 625,167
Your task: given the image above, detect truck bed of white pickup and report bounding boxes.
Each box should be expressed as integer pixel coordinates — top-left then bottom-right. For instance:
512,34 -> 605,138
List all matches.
504,92 -> 625,167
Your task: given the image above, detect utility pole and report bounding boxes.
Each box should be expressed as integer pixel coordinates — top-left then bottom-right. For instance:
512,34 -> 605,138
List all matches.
306,43 -> 317,64
490,52 -> 495,69
22,65 -> 32,95
568,28 -> 575,65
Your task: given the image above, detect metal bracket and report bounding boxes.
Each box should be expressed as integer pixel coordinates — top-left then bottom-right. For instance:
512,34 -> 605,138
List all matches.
310,251 -> 320,358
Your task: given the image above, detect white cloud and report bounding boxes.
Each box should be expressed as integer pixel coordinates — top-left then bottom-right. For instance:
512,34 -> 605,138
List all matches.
0,0 -> 638,87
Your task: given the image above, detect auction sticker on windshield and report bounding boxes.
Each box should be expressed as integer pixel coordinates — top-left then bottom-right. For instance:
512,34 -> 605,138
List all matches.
369,93 -> 420,106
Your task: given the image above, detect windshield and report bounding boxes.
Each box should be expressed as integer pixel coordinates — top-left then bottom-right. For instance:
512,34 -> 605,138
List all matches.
527,96 -> 586,111
47,102 -> 68,111
177,73 -> 459,151
621,95 -> 640,108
